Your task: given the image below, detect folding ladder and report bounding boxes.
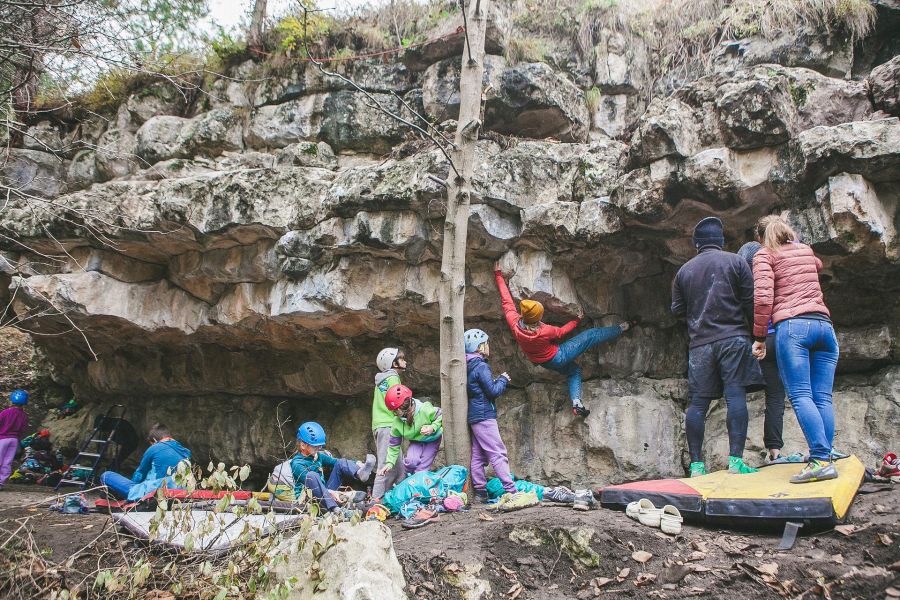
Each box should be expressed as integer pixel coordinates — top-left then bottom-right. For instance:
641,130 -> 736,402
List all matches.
55,404 -> 127,491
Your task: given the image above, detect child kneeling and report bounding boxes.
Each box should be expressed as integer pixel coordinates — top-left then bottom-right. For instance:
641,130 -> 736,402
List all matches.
291,421 -> 375,514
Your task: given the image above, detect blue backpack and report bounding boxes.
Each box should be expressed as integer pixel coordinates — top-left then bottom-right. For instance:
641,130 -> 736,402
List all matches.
383,465 -> 468,514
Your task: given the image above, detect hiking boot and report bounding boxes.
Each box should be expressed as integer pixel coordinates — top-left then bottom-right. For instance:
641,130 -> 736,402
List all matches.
790,460 -> 838,484
689,462 -> 707,477
401,507 -> 439,529
496,490 -> 539,513
727,456 -> 758,475
572,489 -> 596,511
356,454 -> 376,481
572,400 -> 591,418
543,485 -> 576,504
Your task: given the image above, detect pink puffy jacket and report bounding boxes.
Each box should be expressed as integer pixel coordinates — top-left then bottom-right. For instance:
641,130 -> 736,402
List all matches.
752,242 -> 829,339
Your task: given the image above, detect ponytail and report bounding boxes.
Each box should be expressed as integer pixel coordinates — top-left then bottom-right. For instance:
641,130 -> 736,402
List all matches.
758,215 -> 797,253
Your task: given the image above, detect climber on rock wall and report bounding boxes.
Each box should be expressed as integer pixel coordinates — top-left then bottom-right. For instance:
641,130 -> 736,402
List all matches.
750,215 -> 841,484
671,217 -> 764,477
494,261 -> 632,418
378,384 -> 443,475
371,347 -> 408,501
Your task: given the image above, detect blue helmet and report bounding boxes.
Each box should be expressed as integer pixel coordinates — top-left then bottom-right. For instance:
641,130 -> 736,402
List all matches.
464,328 -> 490,353
296,421 -> 326,447
9,390 -> 28,405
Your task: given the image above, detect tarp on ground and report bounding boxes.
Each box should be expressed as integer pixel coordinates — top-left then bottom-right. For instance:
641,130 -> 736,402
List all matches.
601,455 -> 865,524
113,510 -> 305,552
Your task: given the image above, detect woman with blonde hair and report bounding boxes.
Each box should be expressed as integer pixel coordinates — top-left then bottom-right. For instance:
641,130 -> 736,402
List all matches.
751,215 -> 840,483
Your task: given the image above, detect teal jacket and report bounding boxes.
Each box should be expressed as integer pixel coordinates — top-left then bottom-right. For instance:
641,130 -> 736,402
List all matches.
385,399 -> 443,468
290,451 -> 337,498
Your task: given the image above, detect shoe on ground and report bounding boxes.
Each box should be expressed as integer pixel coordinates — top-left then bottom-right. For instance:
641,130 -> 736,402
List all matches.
543,485 -> 575,504
626,498 -> 655,522
365,503 -> 389,522
496,490 -> 539,513
790,459 -> 838,484
356,454 -> 376,481
659,504 -> 682,535
572,489 -> 596,511
689,462 -> 707,477
472,489 -> 490,504
765,452 -> 805,465
877,452 -> 900,477
830,449 -> 850,461
727,456 -> 758,475
402,507 -> 439,529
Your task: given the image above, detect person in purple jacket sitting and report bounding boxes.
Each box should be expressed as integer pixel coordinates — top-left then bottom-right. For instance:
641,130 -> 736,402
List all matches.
464,328 -> 527,506
0,390 -> 30,489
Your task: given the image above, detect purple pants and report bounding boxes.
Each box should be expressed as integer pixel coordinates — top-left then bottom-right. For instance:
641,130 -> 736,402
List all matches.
0,438 -> 19,486
470,419 -> 516,494
403,437 -> 441,473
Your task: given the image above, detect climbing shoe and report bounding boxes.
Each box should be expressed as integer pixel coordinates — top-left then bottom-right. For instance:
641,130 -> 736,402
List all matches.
765,452 -> 805,465
572,400 -> 590,418
496,490 -> 539,513
829,449 -> 850,461
689,462 -> 707,478
356,454 -> 376,481
543,485 -> 576,504
790,459 -> 838,484
572,489 -> 596,511
402,507 -> 439,528
727,456 -> 758,475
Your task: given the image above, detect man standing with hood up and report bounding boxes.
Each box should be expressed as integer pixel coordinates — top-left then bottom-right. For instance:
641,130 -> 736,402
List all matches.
671,217 -> 764,477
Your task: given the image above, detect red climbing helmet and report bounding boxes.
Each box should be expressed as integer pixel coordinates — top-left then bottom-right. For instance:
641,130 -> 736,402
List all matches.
384,384 -> 413,411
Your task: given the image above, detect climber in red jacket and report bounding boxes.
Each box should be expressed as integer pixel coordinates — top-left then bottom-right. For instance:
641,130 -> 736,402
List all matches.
494,262 -> 633,417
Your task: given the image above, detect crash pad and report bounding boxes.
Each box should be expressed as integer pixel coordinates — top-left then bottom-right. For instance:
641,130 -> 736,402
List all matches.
114,510 -> 304,552
601,455 -> 865,523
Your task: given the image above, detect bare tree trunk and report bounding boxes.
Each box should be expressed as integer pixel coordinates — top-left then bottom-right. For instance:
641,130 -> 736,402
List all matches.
439,0 -> 489,467
248,0 -> 268,52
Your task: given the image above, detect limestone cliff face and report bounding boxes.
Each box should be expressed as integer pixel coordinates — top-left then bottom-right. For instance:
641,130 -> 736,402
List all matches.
1,17 -> 899,485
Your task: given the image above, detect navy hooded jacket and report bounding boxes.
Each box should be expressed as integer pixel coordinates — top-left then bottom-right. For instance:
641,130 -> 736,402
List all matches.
466,354 -> 509,424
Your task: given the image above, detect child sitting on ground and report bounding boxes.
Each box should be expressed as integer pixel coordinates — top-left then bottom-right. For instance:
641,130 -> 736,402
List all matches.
291,421 -> 375,514
464,328 -> 532,510
371,348 -> 408,501
378,385 -> 443,476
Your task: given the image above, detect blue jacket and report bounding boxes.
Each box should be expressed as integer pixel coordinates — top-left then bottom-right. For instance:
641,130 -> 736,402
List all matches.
466,354 -> 508,424
131,439 -> 191,483
290,451 -> 337,498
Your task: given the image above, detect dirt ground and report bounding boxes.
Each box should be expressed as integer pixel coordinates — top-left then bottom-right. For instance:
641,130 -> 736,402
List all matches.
391,484 -> 900,600
0,482 -> 897,599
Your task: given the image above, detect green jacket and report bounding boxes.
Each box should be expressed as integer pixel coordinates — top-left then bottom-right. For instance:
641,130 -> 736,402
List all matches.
372,370 -> 402,431
386,399 -> 443,468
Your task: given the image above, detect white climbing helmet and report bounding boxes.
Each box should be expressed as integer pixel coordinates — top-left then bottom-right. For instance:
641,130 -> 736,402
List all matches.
376,347 -> 400,372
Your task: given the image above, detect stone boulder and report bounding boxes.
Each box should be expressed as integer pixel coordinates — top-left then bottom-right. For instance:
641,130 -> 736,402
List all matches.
486,62 -> 589,142
0,149 -> 66,199
273,521 -> 407,600
124,84 -> 182,125
135,115 -> 186,164
95,128 -> 138,181
66,150 -> 98,191
136,109 -> 243,164
246,95 -> 327,149
319,91 -> 406,153
274,142 -> 338,169
593,28 -> 649,94
628,98 -> 701,166
23,121 -> 64,153
871,55 -> 900,115
422,55 -> 506,123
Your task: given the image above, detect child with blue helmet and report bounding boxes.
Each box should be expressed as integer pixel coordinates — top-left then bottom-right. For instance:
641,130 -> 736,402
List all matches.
0,390 -> 29,488
290,421 -> 376,513
464,329 -> 524,505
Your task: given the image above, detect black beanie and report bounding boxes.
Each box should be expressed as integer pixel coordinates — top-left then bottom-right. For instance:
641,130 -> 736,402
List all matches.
692,217 -> 725,249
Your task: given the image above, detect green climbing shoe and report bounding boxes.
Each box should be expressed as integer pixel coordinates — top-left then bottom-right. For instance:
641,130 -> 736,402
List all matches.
689,462 -> 707,477
727,456 -> 758,474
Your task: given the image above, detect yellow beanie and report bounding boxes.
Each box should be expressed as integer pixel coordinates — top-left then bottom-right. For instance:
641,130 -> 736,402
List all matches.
519,299 -> 544,324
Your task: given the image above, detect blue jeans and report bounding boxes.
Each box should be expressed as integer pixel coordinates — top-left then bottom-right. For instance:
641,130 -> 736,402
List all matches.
775,318 -> 839,461
541,326 -> 623,404
100,471 -> 136,499
303,458 -> 359,510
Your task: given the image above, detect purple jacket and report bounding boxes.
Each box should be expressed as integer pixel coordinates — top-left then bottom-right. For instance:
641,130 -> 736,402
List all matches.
0,406 -> 28,440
